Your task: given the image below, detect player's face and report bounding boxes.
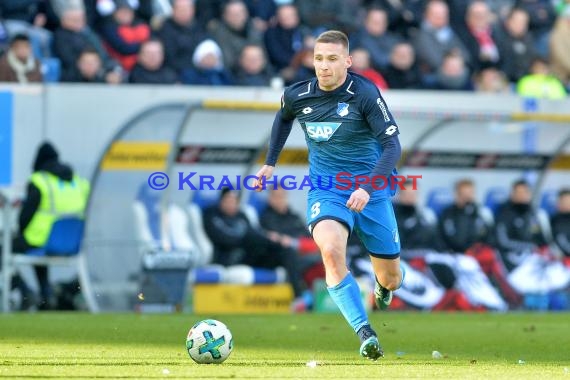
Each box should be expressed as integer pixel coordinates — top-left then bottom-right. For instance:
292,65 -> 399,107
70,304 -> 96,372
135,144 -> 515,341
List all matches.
313,42 -> 352,91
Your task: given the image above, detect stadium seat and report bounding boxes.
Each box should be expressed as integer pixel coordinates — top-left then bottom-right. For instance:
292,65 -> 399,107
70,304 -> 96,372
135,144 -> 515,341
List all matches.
540,189 -> 558,217
133,183 -> 198,261
484,187 -> 509,215
425,187 -> 454,217
1,217 -> 99,312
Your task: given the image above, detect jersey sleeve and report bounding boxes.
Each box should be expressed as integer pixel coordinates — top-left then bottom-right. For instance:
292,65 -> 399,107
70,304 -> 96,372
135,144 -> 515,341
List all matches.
360,86 -> 399,138
280,87 -> 296,121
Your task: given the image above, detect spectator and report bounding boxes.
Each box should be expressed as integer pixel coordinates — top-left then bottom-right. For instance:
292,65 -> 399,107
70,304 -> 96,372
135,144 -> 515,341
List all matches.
208,0 -> 264,70
0,34 -> 42,83
431,51 -> 473,90
99,0 -> 151,71
263,4 -> 307,73
382,42 -> 423,89
351,7 -> 401,71
154,0 -> 209,76
53,7 -> 121,82
0,142 -> 90,310
413,0 -> 471,81
180,39 -> 233,85
494,179 -> 549,271
233,44 -> 274,86
438,179 -> 492,253
549,8 -> 570,88
1,0 -> 53,58
129,39 -> 178,84
457,1 -> 501,72
517,56 -> 567,99
349,48 -> 389,90
551,188 -> 570,260
473,66 -> 511,92
61,47 -> 122,83
203,187 -> 304,298
495,7 -> 535,82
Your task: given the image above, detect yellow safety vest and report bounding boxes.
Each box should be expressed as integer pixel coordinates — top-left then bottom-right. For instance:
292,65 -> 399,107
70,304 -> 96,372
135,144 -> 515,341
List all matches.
23,171 -> 90,247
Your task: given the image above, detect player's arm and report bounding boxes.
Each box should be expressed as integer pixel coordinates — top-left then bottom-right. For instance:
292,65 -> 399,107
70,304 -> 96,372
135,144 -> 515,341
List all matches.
264,109 -> 295,167
254,93 -> 296,190
361,93 -> 401,195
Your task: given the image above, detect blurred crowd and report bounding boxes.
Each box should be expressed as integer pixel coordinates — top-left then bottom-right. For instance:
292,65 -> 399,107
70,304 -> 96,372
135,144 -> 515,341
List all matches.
0,0 -> 568,97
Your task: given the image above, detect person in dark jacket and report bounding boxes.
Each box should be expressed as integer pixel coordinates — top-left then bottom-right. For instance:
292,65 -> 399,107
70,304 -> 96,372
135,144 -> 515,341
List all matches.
438,179 -> 492,253
494,179 -> 549,271
232,44 -> 274,86
53,7 -> 121,81
263,4 -> 307,72
128,39 -> 178,84
203,188 -> 303,297
154,0 -> 209,76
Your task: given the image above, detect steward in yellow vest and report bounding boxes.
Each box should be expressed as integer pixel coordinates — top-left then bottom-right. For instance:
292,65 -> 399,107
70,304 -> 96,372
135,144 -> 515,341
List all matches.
18,142 -> 89,309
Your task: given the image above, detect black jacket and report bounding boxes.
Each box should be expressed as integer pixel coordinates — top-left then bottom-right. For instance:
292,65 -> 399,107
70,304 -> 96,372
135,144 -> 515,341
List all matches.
395,204 -> 444,251
203,206 -> 270,266
128,63 -> 178,84
438,203 -> 492,253
494,201 -> 548,269
155,18 -> 208,73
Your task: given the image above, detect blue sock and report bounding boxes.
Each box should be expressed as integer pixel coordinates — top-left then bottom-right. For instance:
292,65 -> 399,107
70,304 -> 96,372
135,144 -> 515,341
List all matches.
327,272 -> 368,333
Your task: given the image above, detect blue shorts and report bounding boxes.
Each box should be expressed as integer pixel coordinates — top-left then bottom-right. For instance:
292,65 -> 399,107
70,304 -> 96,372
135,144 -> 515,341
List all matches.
306,190 -> 400,258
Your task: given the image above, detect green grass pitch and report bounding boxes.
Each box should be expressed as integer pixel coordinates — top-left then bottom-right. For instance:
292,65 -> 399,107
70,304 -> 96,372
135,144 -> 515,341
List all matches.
0,312 -> 568,379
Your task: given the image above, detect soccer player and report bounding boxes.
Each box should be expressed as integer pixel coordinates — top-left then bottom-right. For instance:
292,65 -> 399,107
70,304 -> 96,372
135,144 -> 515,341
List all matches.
253,30 -> 404,360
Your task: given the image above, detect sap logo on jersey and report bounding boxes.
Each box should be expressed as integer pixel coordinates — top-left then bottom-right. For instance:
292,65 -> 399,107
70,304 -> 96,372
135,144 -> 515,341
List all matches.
305,122 -> 342,141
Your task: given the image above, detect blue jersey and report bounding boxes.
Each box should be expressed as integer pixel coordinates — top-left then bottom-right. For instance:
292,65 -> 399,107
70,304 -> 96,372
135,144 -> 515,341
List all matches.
281,72 -> 400,199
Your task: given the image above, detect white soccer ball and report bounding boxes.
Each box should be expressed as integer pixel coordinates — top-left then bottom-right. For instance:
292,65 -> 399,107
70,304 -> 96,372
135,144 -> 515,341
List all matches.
186,319 -> 233,364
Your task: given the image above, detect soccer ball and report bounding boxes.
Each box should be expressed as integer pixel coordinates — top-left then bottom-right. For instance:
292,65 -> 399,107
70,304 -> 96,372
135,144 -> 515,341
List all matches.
186,319 -> 233,364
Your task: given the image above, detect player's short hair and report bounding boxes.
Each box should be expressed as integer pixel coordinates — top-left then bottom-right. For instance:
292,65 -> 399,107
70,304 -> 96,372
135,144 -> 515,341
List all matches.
315,30 -> 349,52
454,178 -> 474,191
558,188 -> 570,199
511,179 -> 529,190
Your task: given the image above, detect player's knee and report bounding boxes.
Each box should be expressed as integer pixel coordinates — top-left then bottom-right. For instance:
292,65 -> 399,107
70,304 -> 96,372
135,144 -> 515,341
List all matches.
320,242 -> 344,269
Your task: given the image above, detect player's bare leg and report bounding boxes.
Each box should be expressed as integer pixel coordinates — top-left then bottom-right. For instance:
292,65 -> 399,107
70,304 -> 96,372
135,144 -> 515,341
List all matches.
370,256 -> 404,310
312,220 -> 383,360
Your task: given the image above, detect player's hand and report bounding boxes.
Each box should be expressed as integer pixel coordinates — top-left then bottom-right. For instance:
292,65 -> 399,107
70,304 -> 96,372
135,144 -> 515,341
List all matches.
252,165 -> 274,192
346,188 -> 370,212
